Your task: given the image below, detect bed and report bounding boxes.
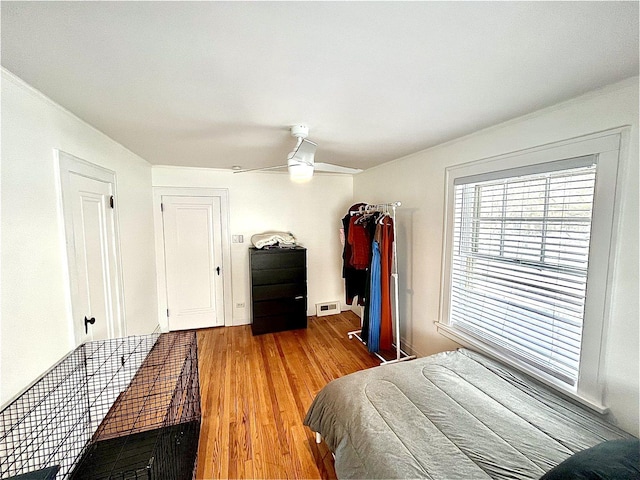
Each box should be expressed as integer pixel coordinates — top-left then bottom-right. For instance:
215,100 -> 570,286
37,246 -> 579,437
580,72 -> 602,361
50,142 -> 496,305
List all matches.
303,349 -> 636,479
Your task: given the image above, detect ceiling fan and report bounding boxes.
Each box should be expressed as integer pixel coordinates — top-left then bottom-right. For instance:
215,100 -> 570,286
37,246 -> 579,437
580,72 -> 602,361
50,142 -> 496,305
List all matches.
233,124 -> 362,182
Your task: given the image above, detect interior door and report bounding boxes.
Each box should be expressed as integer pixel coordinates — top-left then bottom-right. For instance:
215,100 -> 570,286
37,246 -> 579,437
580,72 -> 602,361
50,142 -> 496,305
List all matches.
68,173 -> 119,343
162,196 -> 225,330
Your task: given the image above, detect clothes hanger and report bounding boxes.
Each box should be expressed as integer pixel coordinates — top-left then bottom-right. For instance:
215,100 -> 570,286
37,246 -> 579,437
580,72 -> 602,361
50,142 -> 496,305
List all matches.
355,211 -> 375,224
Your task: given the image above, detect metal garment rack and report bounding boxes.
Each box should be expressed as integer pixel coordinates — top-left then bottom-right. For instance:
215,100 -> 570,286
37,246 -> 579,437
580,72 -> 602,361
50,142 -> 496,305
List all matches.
347,201 -> 416,365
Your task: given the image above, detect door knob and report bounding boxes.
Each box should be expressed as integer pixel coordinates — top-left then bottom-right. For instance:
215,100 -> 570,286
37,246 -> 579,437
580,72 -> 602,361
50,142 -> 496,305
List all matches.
84,316 -> 96,334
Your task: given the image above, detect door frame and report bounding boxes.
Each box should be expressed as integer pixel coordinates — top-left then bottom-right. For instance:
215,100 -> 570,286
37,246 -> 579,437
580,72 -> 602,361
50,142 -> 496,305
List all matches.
153,187 -> 232,330
55,149 -> 126,346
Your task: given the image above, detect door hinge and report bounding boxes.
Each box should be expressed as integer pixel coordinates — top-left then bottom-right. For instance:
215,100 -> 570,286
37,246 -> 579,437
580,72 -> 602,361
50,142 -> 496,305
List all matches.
160,203 -> 164,212
109,196 -> 114,209
166,308 -> 169,317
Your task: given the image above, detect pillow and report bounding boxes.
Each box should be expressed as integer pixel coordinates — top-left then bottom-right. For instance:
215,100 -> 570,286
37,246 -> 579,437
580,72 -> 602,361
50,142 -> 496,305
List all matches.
7,465 -> 60,480
541,439 -> 639,480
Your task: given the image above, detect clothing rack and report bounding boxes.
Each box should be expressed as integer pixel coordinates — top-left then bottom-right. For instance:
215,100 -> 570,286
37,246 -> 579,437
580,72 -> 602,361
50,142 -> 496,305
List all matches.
347,201 -> 416,365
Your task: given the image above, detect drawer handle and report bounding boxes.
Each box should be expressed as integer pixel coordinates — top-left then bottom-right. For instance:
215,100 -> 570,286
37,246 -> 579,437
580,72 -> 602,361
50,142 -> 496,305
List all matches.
294,296 -> 304,300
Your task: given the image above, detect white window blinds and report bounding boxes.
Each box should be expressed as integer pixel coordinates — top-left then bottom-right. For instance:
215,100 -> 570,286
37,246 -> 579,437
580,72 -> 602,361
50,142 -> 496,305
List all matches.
450,161 -> 597,386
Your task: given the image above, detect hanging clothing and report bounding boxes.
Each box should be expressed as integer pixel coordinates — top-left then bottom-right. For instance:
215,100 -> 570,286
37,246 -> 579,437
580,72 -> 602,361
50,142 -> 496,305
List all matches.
376,216 -> 395,350
342,204 -> 368,305
342,203 -> 367,272
340,202 -> 408,363
347,215 -> 372,269
360,261 -> 372,341
367,240 -> 382,353
344,269 -> 368,307
358,213 -> 379,340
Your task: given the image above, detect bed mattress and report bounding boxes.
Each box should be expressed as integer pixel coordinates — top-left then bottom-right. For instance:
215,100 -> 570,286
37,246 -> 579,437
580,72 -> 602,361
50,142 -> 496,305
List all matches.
304,349 -> 633,479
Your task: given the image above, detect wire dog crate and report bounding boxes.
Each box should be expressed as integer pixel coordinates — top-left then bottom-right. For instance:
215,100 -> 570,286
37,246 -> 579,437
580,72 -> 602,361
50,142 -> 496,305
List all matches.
0,331 -> 201,480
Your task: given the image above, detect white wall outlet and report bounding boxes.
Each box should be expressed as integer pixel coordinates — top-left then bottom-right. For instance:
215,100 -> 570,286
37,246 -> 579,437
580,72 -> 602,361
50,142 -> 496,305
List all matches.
232,234 -> 244,243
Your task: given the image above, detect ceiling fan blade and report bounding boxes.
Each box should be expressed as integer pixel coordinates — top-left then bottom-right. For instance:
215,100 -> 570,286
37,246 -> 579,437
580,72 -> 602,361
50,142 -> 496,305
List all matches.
233,164 -> 288,174
314,162 -> 363,174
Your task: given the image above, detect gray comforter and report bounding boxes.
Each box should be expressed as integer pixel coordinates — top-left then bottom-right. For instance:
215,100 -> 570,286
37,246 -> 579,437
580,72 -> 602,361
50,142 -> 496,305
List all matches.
303,349 -> 633,479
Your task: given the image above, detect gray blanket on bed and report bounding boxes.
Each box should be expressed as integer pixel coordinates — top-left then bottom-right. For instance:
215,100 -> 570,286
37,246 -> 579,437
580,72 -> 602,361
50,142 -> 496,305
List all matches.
303,349 -> 633,479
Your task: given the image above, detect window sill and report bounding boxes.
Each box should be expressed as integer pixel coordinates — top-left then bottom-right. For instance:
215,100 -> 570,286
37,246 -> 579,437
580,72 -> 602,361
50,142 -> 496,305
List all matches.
435,322 -> 609,415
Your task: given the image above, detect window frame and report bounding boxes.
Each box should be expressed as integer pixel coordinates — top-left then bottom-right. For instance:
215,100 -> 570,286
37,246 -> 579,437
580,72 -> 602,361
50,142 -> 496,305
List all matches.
437,129 -> 627,413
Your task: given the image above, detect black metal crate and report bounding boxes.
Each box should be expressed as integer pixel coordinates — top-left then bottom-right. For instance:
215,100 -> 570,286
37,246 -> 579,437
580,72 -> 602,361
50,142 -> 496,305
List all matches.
1,332 -> 200,480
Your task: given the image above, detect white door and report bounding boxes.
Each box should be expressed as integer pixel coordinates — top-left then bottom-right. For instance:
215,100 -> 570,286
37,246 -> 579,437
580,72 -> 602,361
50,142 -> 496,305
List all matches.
162,196 -> 225,330
59,152 -> 124,345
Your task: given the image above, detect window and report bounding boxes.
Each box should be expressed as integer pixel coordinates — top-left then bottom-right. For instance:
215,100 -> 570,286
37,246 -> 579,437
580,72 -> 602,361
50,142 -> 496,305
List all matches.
439,131 -> 624,411
451,161 -> 595,386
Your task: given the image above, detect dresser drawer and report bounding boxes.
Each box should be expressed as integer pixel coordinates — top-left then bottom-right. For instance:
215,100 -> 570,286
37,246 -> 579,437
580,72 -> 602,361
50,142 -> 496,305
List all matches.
251,312 -> 307,336
252,283 -> 306,301
250,249 -> 306,270
253,297 -> 306,318
251,267 -> 305,286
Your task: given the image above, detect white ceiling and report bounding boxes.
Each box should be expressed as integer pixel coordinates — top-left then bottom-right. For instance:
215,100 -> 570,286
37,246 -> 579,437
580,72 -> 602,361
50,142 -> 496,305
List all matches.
2,1 -> 638,172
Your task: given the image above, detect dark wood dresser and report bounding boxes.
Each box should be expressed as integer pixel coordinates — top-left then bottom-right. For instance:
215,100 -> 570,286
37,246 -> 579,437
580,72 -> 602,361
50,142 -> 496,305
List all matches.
249,246 -> 307,335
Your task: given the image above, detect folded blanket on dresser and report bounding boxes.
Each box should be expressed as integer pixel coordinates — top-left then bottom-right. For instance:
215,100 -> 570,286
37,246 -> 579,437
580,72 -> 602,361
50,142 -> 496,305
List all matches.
251,231 -> 296,249
304,349 -> 634,479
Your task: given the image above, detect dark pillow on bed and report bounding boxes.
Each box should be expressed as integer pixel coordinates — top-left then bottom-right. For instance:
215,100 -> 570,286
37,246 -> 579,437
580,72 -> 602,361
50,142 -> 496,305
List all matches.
540,439 -> 639,480
6,465 -> 60,480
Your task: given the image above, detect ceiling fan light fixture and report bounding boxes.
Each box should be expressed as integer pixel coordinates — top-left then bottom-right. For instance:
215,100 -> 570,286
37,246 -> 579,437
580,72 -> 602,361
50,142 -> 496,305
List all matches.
288,161 -> 314,183
234,124 -> 357,179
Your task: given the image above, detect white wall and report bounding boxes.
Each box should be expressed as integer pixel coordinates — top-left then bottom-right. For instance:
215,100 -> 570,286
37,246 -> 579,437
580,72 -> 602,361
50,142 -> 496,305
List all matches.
1,70 -> 159,405
354,77 -> 639,435
152,167 -> 354,327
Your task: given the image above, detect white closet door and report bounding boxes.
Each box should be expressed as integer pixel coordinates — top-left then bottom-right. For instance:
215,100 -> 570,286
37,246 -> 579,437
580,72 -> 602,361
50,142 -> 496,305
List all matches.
162,196 -> 224,330
68,173 -> 118,342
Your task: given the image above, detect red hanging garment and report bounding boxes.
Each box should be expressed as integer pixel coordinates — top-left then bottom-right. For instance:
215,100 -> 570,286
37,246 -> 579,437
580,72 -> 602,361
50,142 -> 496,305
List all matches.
342,204 -> 369,305
377,216 -> 394,350
347,215 -> 371,270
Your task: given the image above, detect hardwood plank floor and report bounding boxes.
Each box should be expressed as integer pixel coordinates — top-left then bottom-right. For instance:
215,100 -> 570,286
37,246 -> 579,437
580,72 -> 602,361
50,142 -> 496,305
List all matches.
195,311 -> 379,479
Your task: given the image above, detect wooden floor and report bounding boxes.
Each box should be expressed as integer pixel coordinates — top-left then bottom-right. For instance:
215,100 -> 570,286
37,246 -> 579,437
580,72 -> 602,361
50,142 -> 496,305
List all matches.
195,311 -> 379,479
93,331 -> 195,442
